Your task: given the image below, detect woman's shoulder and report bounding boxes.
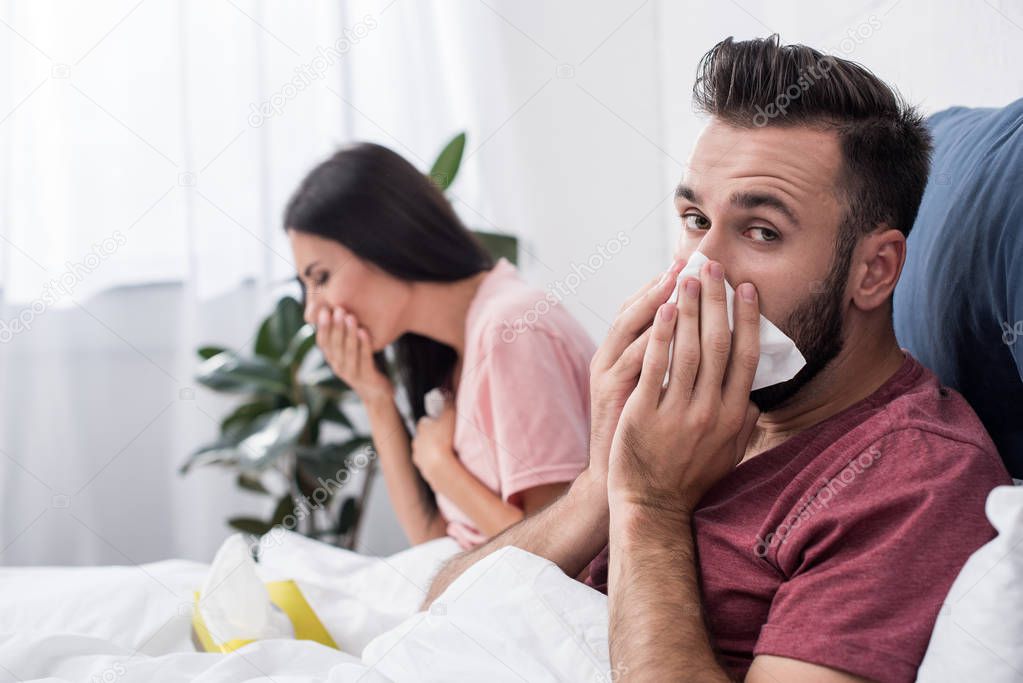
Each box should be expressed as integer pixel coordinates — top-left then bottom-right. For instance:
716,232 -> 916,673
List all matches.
467,262 -> 596,358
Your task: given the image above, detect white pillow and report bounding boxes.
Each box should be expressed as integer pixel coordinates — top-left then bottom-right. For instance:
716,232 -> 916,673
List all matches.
917,483 -> 1023,681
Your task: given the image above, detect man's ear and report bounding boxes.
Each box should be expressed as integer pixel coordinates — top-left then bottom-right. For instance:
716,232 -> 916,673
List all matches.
849,226 -> 905,312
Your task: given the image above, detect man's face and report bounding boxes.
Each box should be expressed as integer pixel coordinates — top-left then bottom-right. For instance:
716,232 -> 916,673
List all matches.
673,119 -> 851,411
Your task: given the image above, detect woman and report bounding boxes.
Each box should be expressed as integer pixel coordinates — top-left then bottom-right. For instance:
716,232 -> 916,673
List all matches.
284,142 -> 596,549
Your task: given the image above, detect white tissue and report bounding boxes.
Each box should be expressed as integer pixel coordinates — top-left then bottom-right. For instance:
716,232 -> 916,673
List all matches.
198,533 -> 293,644
424,387 -> 447,419
665,251 -> 806,391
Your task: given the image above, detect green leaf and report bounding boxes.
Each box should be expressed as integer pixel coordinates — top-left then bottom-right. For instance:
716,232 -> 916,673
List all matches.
254,317 -> 279,359
302,384 -> 328,423
270,494 -> 296,527
320,399 -> 352,430
181,400 -> 302,475
303,365 -> 349,394
473,230 -> 518,265
180,437 -> 243,474
237,472 -> 270,494
429,132 -> 466,191
234,405 -> 309,471
271,297 -> 304,353
337,497 -> 359,535
254,297 -> 305,360
281,324 -> 317,369
221,399 -> 277,436
296,437 -> 372,484
197,345 -> 227,360
228,517 -> 273,536
196,351 -> 291,397
298,437 -> 373,463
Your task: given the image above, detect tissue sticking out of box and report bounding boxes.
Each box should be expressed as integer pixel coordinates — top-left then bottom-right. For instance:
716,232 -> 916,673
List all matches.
197,533 -> 293,645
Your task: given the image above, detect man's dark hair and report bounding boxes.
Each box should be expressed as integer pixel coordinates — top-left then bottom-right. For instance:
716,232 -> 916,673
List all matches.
692,35 -> 932,241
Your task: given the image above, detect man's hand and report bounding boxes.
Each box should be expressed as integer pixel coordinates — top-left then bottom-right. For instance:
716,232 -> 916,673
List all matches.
607,259 -> 761,517
587,259 -> 686,480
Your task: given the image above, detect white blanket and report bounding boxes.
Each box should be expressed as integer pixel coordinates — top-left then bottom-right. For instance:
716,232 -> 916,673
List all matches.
0,532 -> 611,682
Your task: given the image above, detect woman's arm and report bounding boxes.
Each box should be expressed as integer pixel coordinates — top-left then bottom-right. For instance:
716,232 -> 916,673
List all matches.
315,307 -> 446,546
413,406 -> 570,538
424,457 -> 569,538
423,455 -> 523,537
365,395 -> 449,545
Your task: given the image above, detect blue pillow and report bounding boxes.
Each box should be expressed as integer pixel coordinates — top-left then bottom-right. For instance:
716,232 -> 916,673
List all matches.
894,99 -> 1023,478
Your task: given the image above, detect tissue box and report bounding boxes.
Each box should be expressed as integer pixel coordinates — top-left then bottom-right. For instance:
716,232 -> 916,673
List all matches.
191,579 -> 339,653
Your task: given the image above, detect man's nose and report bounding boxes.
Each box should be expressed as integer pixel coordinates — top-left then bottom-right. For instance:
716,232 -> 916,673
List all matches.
695,230 -> 730,272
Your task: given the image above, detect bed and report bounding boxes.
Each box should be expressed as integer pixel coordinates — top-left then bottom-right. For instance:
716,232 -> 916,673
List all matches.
0,531 -> 612,681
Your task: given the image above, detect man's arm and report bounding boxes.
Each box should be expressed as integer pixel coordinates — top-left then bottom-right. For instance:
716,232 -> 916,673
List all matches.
606,261 -> 871,682
609,505 -> 873,683
609,506 -> 728,681
422,468 -> 606,608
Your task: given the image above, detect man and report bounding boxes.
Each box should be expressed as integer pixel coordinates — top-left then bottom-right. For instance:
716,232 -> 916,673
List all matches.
424,36 -> 1011,682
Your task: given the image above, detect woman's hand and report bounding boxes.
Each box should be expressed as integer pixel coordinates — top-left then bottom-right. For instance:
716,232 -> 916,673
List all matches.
315,306 -> 394,407
411,403 -> 458,488
585,259 -> 686,481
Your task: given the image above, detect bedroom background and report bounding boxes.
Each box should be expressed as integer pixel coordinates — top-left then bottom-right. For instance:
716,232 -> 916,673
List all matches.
1,0 -> 1020,566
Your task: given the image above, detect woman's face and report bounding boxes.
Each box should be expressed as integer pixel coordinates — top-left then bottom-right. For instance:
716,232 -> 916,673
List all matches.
287,229 -> 412,351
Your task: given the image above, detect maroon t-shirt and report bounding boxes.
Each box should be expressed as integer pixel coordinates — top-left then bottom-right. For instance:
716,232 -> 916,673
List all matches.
586,353 -> 1010,682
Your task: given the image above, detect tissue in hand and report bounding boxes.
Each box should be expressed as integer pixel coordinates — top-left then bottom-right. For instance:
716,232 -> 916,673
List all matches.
196,533 -> 293,648
666,251 -> 806,391
424,387 -> 448,419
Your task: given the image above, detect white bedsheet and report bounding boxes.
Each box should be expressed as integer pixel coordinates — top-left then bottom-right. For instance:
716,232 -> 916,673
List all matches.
0,532 -> 612,682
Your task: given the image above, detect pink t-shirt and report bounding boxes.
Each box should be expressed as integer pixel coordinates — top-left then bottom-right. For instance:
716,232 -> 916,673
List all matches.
437,258 -> 597,549
585,353 -> 1011,682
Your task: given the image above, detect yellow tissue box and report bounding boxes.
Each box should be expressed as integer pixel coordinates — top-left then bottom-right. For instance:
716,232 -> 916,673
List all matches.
192,579 -> 339,653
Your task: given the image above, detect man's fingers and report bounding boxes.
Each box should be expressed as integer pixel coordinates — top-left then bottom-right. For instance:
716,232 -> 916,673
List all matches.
609,326 -> 653,379
723,282 -> 761,404
694,260 -> 731,400
617,259 -> 684,313
596,261 -> 683,370
665,276 -> 701,403
635,302 -> 678,408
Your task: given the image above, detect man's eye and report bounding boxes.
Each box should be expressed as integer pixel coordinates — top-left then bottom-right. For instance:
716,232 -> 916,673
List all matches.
682,214 -> 710,230
747,227 -> 780,242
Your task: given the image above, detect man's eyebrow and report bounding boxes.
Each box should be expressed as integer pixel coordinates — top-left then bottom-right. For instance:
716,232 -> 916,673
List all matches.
302,261 -> 321,278
730,191 -> 800,226
674,183 -> 699,203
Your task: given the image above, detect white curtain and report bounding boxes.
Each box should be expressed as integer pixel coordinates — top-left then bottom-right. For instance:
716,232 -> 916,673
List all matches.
2,0 -> 1021,566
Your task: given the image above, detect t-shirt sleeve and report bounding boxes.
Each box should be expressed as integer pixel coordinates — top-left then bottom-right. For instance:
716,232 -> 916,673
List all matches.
753,429 -> 1003,683
475,328 -> 592,505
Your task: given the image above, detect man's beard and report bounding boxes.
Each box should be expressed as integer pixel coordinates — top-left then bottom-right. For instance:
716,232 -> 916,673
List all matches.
749,239 -> 854,412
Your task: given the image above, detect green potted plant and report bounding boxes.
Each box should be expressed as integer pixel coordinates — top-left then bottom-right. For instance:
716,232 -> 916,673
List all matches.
182,295 -> 375,548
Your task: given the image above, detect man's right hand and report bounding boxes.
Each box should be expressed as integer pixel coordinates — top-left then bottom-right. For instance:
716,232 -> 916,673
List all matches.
586,259 -> 685,480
